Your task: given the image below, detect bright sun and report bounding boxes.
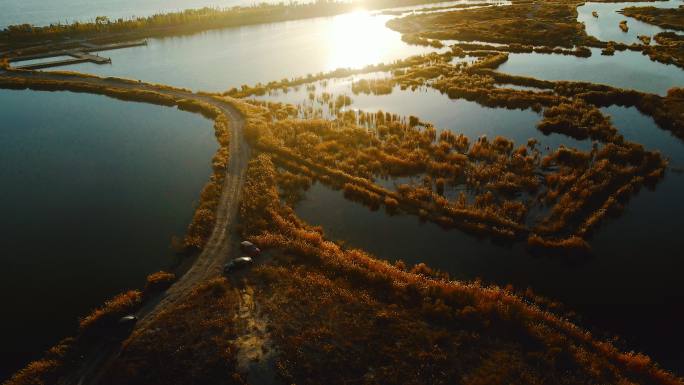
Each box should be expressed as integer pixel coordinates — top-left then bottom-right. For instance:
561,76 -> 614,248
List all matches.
326,10 -> 392,70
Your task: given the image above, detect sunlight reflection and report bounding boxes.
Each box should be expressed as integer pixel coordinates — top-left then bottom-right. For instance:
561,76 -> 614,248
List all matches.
326,11 -> 400,70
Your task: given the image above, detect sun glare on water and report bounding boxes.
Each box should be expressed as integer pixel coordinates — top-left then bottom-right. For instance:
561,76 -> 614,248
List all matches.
325,11 -> 402,70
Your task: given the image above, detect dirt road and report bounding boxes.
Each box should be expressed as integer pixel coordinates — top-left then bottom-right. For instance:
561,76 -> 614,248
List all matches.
0,69 -> 250,384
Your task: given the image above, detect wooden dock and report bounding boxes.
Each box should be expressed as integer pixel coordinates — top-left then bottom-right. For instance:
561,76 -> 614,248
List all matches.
80,40 -> 148,52
8,40 -> 146,69
15,52 -> 111,70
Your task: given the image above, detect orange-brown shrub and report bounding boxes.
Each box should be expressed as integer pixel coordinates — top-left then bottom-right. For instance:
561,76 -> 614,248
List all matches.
78,290 -> 143,331
144,271 -> 176,294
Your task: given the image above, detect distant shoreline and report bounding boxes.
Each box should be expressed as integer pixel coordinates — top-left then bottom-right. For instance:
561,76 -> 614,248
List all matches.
0,0 -> 465,47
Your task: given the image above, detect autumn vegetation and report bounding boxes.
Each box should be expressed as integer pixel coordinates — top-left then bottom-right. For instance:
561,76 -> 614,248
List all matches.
78,291 -> 143,332
383,0 -> 684,70
4,270 -> 170,385
401,33 -> 444,48
452,42 -> 592,57
638,34 -> 652,45
1,0 -> 469,46
182,108 -> 230,250
223,76 -> 667,253
620,20 -> 630,32
98,278 -> 246,385
5,151 -> 681,383
351,78 -> 395,95
612,6 -> 684,68
223,53 -> 439,99
143,271 -> 176,295
4,1 -> 684,380
620,5 -> 684,31
646,32 -> 684,67
212,34 -> 683,256
386,0 -> 591,47
537,99 -> 618,141
602,42 -> 617,55
244,41 -> 684,138
201,151 -> 683,384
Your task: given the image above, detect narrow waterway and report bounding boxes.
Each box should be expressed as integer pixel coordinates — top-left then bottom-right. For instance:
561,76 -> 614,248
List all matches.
577,0 -> 683,44
497,48 -> 684,96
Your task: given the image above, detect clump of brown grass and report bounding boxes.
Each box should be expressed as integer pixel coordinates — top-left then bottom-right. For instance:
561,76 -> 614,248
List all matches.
78,290 -> 142,332
538,100 -> 619,142
351,78 -> 395,95
144,271 -> 176,294
343,182 -> 383,210
100,278 -> 246,385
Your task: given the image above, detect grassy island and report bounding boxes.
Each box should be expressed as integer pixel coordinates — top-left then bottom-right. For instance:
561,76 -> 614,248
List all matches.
621,5 -> 684,31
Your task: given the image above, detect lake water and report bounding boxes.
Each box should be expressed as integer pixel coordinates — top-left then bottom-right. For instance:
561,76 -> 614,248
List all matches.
6,0 -> 680,97
577,0 -> 683,45
256,77 -> 588,151
497,48 -> 684,96
53,11 -> 441,92
293,105 -> 684,373
45,12 -> 683,96
0,90 -> 216,380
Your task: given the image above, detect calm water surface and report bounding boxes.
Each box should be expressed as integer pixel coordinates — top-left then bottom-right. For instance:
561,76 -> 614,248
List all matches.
257,76 -> 589,150
577,0 -> 683,44
43,9 -> 682,96
498,0 -> 684,95
54,11 -> 440,92
0,90 -> 216,379
293,105 -> 684,373
498,48 -> 684,95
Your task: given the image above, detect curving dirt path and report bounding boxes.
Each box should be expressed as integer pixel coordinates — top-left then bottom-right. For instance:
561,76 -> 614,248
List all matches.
0,69 -> 250,384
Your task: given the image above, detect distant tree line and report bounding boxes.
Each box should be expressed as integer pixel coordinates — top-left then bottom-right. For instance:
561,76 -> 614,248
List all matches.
2,0 -> 457,42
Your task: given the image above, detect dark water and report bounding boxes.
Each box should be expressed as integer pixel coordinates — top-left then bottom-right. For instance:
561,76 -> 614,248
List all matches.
293,105 -> 684,374
0,90 -> 217,379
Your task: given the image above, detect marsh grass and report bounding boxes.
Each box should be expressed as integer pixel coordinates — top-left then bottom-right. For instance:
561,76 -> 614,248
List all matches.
235,152 -> 683,385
